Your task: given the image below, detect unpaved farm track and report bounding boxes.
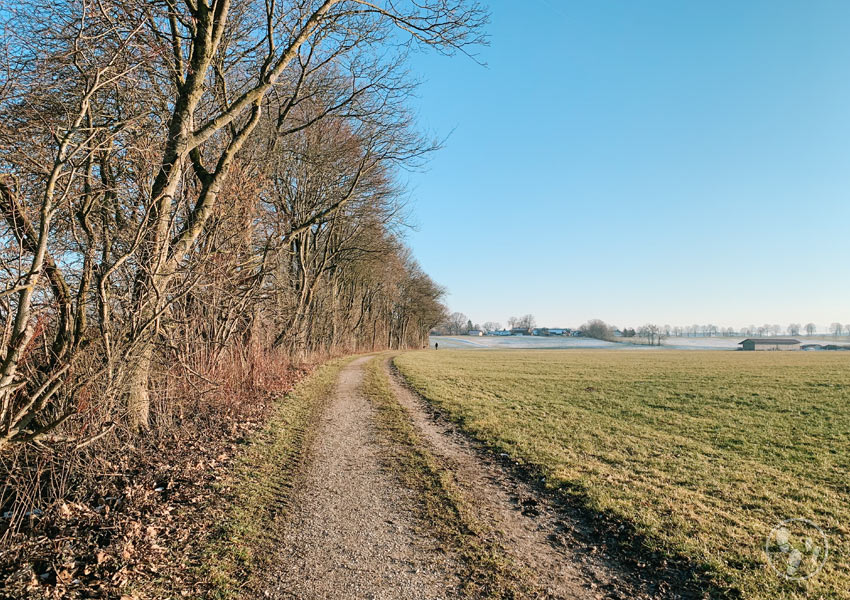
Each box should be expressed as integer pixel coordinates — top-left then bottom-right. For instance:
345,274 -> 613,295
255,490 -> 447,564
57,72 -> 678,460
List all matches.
262,355 -> 702,599
263,356 -> 457,599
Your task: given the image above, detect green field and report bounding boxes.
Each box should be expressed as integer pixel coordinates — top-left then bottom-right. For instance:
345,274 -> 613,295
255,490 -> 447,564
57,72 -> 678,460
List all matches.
394,350 -> 850,599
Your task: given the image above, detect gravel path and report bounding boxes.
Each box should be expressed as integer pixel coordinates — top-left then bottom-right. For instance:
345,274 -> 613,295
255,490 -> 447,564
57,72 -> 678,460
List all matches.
266,357 -> 457,599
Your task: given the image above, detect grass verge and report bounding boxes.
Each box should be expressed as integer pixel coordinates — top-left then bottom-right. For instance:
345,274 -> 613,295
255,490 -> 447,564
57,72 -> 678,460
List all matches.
361,355 -> 539,599
394,349 -> 850,600
201,356 -> 353,598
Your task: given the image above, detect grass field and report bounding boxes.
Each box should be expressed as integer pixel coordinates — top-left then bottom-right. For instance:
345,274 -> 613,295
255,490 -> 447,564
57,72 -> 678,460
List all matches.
394,350 -> 850,599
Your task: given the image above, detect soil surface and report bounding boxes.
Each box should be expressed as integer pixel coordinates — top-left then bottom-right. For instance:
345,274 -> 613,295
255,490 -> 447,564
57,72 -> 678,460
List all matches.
262,356 -> 691,599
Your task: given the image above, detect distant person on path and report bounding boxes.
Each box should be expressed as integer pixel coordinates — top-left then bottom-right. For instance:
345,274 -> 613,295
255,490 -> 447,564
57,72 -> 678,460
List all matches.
435,342 -> 438,350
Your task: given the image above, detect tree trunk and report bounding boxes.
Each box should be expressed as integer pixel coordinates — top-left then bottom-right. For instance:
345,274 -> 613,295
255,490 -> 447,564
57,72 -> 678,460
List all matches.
126,340 -> 154,429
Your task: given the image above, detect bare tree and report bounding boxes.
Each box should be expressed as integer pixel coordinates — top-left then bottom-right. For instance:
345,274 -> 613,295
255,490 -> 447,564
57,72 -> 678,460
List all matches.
830,322 -> 843,337
582,319 -> 613,341
446,312 -> 468,335
0,1 -> 153,448
517,314 -> 536,330
805,323 -> 816,336
638,323 -> 664,346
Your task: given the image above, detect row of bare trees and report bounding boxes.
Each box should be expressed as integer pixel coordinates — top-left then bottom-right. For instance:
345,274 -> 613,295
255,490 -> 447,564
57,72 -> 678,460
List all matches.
667,323 -> 844,337
0,0 -> 484,455
434,313 -> 538,335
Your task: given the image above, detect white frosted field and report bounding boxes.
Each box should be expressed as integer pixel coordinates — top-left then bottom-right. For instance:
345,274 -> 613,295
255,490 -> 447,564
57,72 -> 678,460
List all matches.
429,335 -> 848,351
430,335 -> 620,349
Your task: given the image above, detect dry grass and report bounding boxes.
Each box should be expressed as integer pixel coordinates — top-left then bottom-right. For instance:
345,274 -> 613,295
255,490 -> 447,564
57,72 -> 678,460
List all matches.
201,356 -> 353,598
395,349 -> 850,599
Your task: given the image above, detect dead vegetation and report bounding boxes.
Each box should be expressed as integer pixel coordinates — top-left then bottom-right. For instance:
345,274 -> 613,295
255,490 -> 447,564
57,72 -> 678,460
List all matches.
0,347 -> 313,598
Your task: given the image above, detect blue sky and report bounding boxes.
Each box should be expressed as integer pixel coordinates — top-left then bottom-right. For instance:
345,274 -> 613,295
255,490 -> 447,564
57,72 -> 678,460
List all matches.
402,0 -> 850,330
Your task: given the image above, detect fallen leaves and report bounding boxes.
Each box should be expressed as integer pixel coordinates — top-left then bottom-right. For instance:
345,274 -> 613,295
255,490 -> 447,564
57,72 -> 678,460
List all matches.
1,359 -> 320,599
2,403 -> 286,598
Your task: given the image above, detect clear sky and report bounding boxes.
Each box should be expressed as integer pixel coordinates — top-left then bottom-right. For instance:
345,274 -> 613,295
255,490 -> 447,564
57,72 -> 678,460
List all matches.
401,0 -> 850,331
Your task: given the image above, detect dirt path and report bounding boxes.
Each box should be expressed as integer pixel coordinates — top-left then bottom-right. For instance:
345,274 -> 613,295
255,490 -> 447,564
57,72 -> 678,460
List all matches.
263,356 -> 674,600
265,356 -> 457,599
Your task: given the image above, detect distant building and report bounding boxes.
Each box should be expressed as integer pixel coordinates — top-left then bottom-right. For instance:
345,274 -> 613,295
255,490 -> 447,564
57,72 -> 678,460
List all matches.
739,338 -> 801,351
467,329 -> 483,336
510,328 -> 530,336
548,328 -> 568,336
571,330 -> 583,337
491,329 -> 511,336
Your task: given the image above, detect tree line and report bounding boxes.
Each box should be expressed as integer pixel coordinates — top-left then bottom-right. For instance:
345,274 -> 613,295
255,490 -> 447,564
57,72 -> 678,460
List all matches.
0,0 -> 485,454
654,323 -> 845,337
435,314 -> 849,345
435,313 -> 539,335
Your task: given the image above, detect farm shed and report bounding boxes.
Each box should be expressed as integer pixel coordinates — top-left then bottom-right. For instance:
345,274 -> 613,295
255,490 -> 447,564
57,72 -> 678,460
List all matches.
467,330 -> 483,336
738,338 -> 801,351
